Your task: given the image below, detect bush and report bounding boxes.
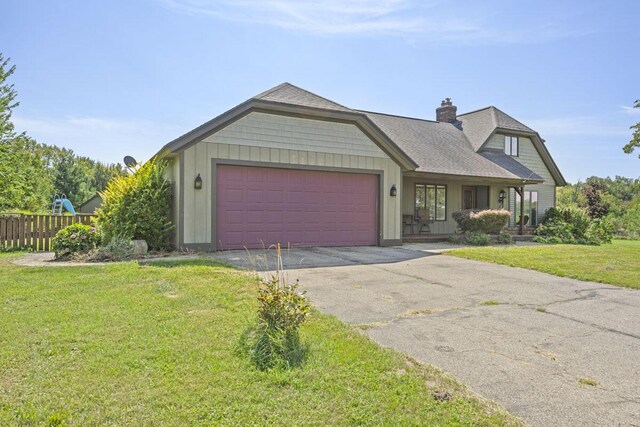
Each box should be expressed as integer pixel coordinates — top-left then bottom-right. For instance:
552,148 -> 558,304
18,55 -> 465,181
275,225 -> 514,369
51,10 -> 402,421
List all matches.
465,231 -> 491,246
453,209 -> 511,234
240,246 -> 310,370
52,223 -> 101,259
541,207 -> 564,224
97,158 -> 172,250
536,207 -> 613,245
533,236 -> 563,244
446,234 -> 463,244
496,231 -> 513,244
87,233 -> 134,262
535,218 -> 575,243
586,218 -> 614,244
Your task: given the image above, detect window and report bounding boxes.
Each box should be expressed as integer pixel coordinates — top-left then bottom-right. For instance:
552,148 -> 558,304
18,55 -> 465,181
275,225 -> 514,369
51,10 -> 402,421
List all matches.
415,184 -> 447,221
514,190 -> 538,226
504,135 -> 519,156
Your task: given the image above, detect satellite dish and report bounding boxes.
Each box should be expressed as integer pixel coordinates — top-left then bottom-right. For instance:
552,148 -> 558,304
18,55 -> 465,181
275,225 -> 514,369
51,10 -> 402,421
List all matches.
123,156 -> 137,168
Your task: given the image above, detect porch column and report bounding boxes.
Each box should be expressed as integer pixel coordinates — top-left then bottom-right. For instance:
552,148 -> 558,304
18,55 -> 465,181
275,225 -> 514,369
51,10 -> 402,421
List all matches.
513,186 -> 525,235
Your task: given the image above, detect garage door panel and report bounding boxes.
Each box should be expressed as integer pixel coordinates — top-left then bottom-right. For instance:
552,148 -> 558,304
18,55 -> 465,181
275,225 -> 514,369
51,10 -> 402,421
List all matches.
216,165 -> 377,249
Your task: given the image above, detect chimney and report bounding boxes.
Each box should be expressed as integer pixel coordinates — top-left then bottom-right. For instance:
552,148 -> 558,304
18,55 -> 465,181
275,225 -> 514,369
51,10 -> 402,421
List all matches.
436,98 -> 457,123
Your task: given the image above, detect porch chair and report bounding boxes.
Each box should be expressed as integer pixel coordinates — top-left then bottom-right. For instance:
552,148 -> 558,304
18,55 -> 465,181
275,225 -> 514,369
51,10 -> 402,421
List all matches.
416,208 -> 432,234
402,214 -> 415,235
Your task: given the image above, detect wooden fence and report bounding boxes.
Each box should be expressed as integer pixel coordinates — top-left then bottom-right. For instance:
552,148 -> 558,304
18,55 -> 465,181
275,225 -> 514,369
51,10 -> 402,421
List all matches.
0,214 -> 96,251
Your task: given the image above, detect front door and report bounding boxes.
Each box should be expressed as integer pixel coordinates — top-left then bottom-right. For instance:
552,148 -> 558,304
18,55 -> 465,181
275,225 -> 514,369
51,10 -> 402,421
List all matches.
462,186 -> 477,210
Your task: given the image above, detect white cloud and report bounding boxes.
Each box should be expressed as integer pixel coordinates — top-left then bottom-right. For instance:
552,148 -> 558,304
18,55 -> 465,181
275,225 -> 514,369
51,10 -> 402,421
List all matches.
12,115 -> 185,165
524,116 -> 630,138
159,0 -> 587,43
621,105 -> 640,116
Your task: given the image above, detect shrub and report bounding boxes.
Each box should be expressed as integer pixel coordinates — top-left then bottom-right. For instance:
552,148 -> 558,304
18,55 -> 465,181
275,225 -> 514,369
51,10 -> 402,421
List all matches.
465,231 -> 491,246
536,207 -> 613,245
586,218 -> 614,244
496,231 -> 513,244
240,246 -> 310,370
536,218 -> 575,242
87,233 -> 134,262
52,223 -> 101,259
97,158 -> 172,250
533,236 -> 564,244
446,234 -> 463,244
453,209 -> 511,234
452,209 -> 478,232
541,207 -> 564,224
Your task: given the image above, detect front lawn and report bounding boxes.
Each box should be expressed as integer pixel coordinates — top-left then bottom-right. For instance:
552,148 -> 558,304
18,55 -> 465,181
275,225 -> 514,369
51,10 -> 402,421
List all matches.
0,254 -> 518,426
447,240 -> 640,289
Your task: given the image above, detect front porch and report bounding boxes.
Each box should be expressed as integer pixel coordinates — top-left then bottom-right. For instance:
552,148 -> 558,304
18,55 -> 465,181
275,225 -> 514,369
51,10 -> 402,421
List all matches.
400,172 -> 542,238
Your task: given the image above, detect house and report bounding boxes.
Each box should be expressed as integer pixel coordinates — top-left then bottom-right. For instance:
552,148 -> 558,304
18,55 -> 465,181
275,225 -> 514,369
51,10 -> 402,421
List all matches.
157,83 -> 565,251
76,193 -> 103,214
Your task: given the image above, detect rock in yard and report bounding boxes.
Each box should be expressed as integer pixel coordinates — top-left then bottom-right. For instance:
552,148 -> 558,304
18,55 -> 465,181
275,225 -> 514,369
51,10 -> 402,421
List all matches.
132,240 -> 148,255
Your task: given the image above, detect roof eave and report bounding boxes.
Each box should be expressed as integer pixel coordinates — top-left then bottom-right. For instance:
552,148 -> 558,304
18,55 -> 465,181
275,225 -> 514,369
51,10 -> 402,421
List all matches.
479,127 -> 567,187
406,170 -> 544,185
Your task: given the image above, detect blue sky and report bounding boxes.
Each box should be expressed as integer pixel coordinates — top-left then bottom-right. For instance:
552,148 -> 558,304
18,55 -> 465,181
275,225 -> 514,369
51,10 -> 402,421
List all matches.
3,0 -> 639,183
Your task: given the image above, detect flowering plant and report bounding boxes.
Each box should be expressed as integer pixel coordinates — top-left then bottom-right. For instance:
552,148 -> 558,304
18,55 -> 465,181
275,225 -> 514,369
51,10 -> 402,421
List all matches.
52,223 -> 101,259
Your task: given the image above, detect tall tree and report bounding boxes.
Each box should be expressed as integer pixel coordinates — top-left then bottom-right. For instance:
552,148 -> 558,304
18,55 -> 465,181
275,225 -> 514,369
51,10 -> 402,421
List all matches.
0,55 -> 52,211
0,54 -> 18,140
0,53 -> 126,212
623,99 -> 640,158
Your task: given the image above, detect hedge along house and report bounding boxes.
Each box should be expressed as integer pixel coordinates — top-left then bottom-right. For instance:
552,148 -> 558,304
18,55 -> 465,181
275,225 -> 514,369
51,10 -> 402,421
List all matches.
156,83 -> 565,251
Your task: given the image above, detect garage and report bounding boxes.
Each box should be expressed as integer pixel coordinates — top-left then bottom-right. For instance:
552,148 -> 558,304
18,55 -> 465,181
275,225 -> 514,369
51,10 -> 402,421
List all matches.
215,165 -> 378,249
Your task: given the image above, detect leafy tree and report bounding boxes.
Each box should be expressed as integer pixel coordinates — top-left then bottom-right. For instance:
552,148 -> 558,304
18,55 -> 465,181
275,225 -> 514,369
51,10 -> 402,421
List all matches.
0,54 -> 17,140
623,99 -> 640,158
0,53 -> 126,212
0,135 -> 53,211
557,180 -> 585,210
555,176 -> 640,238
583,178 -> 610,219
0,55 -> 52,211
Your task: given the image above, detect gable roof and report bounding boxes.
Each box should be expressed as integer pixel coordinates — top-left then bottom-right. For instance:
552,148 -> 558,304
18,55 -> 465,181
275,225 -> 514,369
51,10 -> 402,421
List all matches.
254,82 -> 354,112
361,111 -> 543,182
157,83 -> 417,170
158,83 -> 565,185
457,106 -> 535,151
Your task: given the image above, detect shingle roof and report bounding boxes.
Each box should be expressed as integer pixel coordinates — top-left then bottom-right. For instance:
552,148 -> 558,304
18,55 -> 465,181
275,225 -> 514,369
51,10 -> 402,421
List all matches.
458,106 -> 535,150
479,150 -> 544,181
253,82 -> 354,112
361,111 -> 537,181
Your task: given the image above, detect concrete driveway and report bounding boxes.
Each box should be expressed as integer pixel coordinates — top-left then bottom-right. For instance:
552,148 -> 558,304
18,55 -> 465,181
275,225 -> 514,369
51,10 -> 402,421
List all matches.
213,245 -> 640,427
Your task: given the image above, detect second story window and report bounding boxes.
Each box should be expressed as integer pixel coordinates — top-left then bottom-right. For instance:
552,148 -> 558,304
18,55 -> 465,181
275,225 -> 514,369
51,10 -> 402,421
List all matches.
504,135 -> 519,156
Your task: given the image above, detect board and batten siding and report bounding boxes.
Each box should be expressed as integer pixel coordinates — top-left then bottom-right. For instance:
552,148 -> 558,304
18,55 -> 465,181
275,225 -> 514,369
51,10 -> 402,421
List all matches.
177,112 -> 403,247
484,133 -> 557,225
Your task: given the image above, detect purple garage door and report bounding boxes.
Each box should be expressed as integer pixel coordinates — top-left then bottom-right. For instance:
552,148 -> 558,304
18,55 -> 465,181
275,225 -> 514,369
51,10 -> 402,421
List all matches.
216,165 -> 378,249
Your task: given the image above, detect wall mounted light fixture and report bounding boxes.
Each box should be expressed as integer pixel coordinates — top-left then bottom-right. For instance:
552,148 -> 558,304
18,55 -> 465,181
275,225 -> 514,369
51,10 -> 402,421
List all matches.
499,189 -> 506,207
390,184 -> 397,197
194,173 -> 203,190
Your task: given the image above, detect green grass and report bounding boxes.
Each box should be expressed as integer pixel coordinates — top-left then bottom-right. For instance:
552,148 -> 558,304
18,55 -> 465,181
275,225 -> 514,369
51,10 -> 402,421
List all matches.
578,378 -> 598,387
0,254 -> 518,426
447,240 -> 640,289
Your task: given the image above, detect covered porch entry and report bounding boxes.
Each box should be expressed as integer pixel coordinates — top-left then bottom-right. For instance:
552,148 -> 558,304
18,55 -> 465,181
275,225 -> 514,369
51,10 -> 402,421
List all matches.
401,173 -> 533,239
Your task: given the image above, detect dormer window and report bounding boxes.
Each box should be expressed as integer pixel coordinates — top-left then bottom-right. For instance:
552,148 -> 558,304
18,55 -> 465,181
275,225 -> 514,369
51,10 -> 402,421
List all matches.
504,135 -> 519,156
